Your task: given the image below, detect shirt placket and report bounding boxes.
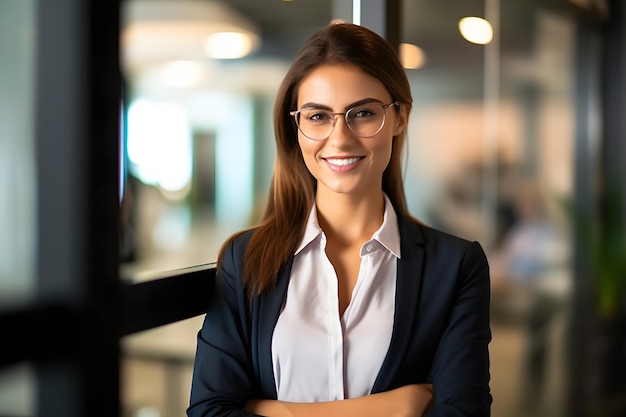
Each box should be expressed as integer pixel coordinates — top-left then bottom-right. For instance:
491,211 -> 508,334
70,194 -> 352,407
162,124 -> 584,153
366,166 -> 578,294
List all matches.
320,236 -> 345,401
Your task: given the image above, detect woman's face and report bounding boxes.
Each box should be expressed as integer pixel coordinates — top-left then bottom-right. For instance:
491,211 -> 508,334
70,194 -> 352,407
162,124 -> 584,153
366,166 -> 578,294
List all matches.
295,64 -> 406,200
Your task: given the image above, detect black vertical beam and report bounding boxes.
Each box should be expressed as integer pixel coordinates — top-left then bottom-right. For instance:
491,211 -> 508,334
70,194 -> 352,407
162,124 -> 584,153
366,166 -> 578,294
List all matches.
35,0 -> 121,415
597,2 -> 626,412
568,2 -> 625,415
603,1 -> 626,197
360,0 -> 402,52
35,0 -> 89,414
385,0 -> 401,52
568,18 -> 603,417
85,0 -> 122,416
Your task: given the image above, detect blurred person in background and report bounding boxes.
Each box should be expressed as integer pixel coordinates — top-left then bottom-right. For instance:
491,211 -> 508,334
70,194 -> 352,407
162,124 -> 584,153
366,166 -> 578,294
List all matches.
187,22 -> 492,417
491,178 -> 570,416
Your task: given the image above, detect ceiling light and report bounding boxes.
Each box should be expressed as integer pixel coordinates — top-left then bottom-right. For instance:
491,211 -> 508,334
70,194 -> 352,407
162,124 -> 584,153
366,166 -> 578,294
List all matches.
122,0 -> 261,74
204,32 -> 260,59
400,43 -> 426,69
458,17 -> 494,45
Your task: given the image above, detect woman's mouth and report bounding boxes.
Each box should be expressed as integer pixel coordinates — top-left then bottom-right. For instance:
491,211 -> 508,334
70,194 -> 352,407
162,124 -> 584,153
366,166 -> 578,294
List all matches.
323,157 -> 363,172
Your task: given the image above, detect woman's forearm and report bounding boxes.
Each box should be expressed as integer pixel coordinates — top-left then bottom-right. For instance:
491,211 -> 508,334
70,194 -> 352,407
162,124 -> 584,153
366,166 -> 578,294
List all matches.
247,384 -> 434,417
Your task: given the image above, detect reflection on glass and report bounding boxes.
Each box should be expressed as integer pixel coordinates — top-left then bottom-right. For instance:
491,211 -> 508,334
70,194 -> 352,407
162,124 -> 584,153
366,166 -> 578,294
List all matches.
0,0 -> 36,304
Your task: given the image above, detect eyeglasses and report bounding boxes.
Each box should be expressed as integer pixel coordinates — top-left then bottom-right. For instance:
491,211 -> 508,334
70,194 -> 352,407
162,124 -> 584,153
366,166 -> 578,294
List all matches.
290,101 -> 399,141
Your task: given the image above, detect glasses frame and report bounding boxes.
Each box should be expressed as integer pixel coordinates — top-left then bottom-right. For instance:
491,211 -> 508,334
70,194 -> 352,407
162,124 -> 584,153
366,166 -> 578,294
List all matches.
290,101 -> 399,141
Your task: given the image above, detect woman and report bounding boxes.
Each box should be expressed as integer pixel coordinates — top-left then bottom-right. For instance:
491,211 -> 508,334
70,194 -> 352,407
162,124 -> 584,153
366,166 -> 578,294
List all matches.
187,22 -> 492,417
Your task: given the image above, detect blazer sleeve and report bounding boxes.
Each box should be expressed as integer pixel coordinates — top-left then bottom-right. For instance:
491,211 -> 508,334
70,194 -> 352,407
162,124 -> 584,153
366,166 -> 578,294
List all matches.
427,241 -> 493,417
187,235 -> 263,417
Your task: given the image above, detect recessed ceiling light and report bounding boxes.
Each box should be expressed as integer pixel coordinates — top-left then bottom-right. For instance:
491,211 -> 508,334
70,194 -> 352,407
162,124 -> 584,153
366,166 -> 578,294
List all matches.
203,31 -> 260,59
400,43 -> 426,69
458,17 -> 494,45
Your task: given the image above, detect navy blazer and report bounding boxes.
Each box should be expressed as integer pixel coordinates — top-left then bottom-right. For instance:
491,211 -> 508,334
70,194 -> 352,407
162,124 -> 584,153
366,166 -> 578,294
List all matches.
188,214 -> 492,417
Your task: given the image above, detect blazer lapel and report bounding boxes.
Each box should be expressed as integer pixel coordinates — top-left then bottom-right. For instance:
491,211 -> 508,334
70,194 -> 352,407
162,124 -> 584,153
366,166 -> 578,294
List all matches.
372,216 -> 426,392
252,258 -> 293,399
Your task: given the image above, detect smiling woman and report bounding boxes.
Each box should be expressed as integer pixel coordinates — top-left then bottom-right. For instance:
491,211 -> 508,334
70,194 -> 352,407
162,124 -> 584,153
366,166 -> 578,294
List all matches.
187,22 -> 492,417
294,65 -> 404,199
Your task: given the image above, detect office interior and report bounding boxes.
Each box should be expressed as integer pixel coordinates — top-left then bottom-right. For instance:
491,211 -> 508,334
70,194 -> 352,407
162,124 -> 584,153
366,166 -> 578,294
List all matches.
0,0 -> 624,416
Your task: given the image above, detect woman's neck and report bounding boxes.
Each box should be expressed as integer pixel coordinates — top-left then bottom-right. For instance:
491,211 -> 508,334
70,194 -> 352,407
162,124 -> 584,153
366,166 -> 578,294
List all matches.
315,190 -> 385,246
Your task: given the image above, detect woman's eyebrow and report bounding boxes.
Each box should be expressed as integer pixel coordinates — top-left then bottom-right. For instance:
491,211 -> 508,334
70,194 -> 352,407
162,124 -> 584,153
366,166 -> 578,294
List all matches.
344,98 -> 384,110
299,102 -> 332,111
298,98 -> 384,111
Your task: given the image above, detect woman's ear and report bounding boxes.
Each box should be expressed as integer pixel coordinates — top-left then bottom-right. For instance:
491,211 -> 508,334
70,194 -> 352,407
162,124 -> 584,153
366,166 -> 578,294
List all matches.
392,104 -> 409,136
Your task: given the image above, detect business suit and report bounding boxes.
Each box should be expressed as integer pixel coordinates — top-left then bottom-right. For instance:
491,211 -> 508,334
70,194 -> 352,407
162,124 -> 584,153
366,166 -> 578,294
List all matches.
188,213 -> 492,417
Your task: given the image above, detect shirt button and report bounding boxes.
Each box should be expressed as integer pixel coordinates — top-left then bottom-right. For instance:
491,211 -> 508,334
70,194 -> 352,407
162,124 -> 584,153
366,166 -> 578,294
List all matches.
366,244 -> 373,252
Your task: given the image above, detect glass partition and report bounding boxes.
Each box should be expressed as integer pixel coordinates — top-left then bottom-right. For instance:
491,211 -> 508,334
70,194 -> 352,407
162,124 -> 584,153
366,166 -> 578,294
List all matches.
0,0 -> 37,305
0,0 -> 37,411
400,1 -> 576,416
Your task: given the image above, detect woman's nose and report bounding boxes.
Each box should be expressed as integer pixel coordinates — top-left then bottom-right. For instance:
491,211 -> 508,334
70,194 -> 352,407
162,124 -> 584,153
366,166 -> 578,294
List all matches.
327,115 -> 355,144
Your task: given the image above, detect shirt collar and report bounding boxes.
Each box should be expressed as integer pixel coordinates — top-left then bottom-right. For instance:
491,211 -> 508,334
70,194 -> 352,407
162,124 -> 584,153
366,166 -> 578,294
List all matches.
295,205 -> 324,255
294,194 -> 401,259
372,195 -> 401,258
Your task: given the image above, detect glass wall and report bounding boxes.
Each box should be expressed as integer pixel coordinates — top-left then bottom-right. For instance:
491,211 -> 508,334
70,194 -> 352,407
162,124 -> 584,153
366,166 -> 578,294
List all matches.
401,1 -> 576,416
0,0 -> 37,304
119,0 -> 578,416
0,1 -> 37,415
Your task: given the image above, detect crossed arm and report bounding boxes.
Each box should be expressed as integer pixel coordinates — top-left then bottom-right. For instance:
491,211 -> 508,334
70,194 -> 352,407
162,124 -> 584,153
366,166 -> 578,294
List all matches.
246,384 -> 435,417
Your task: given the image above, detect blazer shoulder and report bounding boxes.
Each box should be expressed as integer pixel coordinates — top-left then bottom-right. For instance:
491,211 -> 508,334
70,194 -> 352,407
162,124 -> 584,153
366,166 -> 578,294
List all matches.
412,222 -> 488,263
420,223 -> 481,246
229,229 -> 256,252
216,228 -> 258,279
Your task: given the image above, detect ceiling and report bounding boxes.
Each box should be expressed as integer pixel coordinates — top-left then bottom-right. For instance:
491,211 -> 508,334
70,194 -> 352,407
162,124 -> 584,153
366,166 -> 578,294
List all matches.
223,0 -> 540,97
225,0 -> 498,62
121,0 -> 577,103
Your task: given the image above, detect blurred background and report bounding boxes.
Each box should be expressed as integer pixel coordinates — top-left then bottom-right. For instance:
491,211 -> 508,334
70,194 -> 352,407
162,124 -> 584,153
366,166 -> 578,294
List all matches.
1,0 -> 624,416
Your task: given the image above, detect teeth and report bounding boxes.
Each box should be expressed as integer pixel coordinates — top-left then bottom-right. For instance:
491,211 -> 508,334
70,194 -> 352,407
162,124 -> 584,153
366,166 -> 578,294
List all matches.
326,157 -> 360,166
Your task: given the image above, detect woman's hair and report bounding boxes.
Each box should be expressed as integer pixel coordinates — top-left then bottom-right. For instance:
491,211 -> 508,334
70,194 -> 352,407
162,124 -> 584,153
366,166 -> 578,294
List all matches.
218,22 -> 414,299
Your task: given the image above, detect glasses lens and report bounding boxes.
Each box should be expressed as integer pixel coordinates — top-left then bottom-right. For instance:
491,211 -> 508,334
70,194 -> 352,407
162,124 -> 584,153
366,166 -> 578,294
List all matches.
346,104 -> 386,137
293,103 -> 390,140
297,109 -> 334,141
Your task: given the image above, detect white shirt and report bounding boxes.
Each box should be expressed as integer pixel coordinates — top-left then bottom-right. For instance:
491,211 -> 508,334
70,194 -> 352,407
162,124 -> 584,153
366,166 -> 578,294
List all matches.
271,195 -> 400,402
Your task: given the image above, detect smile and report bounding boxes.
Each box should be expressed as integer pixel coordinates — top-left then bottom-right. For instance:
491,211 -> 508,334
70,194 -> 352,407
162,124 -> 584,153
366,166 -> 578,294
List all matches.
325,157 -> 362,166
322,156 -> 364,173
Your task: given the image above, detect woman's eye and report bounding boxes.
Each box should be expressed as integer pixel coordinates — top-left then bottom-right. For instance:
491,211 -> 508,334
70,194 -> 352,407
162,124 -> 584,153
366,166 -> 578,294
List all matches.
306,111 -> 331,122
352,107 -> 376,118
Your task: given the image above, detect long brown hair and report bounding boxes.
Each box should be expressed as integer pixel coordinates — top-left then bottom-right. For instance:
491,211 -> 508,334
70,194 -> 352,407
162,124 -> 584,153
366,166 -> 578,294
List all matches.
218,22 -> 414,299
